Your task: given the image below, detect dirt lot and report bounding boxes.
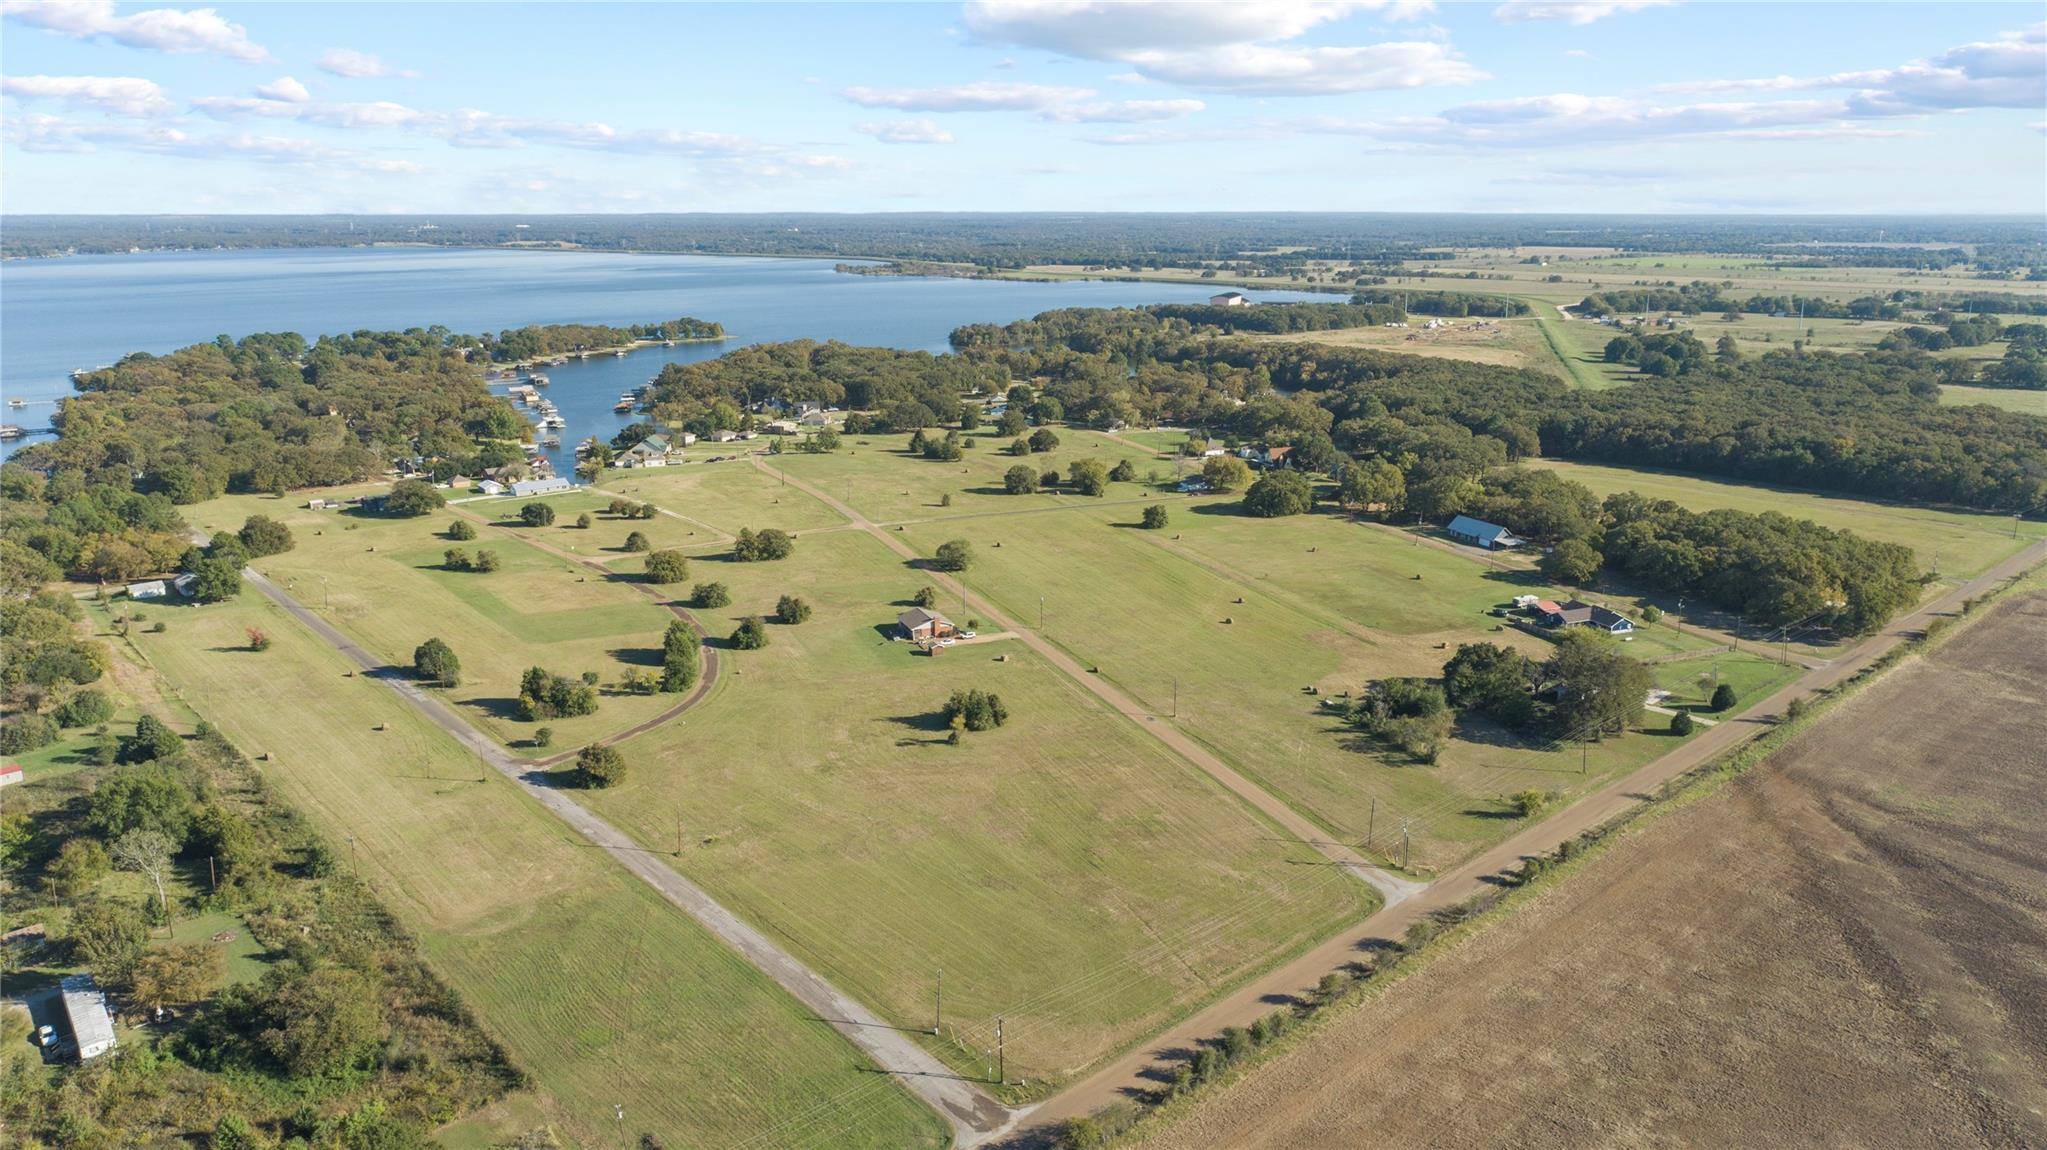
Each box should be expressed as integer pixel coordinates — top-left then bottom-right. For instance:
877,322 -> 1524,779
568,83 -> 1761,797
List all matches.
1135,593 -> 2047,1150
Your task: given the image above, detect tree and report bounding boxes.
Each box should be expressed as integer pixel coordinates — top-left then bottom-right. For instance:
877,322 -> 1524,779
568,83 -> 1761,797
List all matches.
118,714 -> 184,765
237,515 -> 294,557
413,637 -> 461,686
189,557 -> 243,602
1506,789 -> 1551,818
1201,454 -> 1250,493
623,530 -> 650,552
384,479 -> 445,517
1068,459 -> 1110,496
692,581 -> 730,608
45,837 -> 110,901
1336,460 -> 1405,516
130,942 -> 222,1015
1028,428 -> 1061,453
1243,470 -> 1313,517
644,550 -> 689,584
113,828 -> 176,921
1350,677 -> 1452,762
533,727 -> 554,748
1108,459 -> 1136,483
1406,474 -> 1478,520
88,766 -> 194,845
517,667 -> 599,720
55,689 -> 115,728
924,430 -> 964,462
734,527 -> 794,562
913,586 -> 939,608
1141,504 -> 1169,530
256,967 -> 385,1076
660,621 -> 700,693
732,616 -> 769,650
576,512 -> 593,529
576,744 -> 627,788
0,714 -> 56,755
997,409 -> 1027,437
447,519 -> 476,541
943,688 -> 1009,731
1003,464 -> 1039,494
1709,683 -> 1738,712
1546,631 -> 1651,737
1539,538 -> 1604,585
934,539 -> 974,572
474,548 -> 501,572
1670,710 -> 1695,735
443,547 -> 473,572
520,501 -> 557,527
245,627 -> 271,652
66,899 -> 147,983
776,594 -> 812,624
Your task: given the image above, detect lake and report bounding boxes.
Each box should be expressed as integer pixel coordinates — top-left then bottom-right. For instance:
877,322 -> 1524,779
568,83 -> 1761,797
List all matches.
0,247 -> 1325,467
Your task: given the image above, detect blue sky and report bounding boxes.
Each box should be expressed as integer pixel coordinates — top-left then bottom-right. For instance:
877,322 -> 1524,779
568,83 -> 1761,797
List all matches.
3,1 -> 2042,214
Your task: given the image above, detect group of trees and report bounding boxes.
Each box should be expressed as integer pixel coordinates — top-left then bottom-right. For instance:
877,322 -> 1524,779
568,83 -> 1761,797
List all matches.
733,527 -> 795,562
1,591 -> 114,754
473,316 -> 722,364
441,547 -> 501,573
942,688 -> 1009,736
516,666 -> 599,721
661,620 -> 702,692
1440,631 -> 1652,740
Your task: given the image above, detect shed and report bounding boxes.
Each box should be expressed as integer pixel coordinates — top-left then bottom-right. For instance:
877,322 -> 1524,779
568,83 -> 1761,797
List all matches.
0,763 -> 22,788
477,479 -> 506,496
60,974 -> 117,1061
1446,515 -> 1524,550
126,580 -> 168,600
509,477 -> 572,498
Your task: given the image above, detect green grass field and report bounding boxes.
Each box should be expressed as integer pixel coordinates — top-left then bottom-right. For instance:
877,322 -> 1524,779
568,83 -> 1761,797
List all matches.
578,525 -> 1372,1084
1523,459 -> 2045,580
1939,384 -> 2047,416
884,498 -> 1690,870
1649,649 -> 1801,714
122,594 -> 946,1150
184,493 -> 680,755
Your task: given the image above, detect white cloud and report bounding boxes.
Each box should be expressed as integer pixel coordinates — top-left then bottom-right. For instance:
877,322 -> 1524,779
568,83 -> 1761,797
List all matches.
1658,23 -> 2046,115
1,0 -> 267,61
1041,97 -> 1205,123
1563,48 -> 1594,59
2,112 -> 420,172
1121,40 -> 1483,95
317,47 -> 414,79
1298,93 -> 1920,149
956,0 -> 1469,95
254,75 -> 310,103
1494,1 -> 1674,25
855,118 -> 956,144
0,73 -> 173,116
193,96 -> 428,129
842,80 -> 1094,112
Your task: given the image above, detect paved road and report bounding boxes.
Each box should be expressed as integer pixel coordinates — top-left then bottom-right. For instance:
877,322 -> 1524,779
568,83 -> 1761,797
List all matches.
239,566 -> 1015,1145
755,459 -> 1425,909
999,535 -> 2047,1140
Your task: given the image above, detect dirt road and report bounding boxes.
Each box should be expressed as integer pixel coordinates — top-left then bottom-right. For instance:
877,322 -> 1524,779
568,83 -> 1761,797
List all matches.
238,566 -> 1014,1145
1132,591 -> 2047,1150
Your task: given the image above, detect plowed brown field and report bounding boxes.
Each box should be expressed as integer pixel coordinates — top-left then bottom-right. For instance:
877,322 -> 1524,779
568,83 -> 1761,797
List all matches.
1136,594 -> 2047,1150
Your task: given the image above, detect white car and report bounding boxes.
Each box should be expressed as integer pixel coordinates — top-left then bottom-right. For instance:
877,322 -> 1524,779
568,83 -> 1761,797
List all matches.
937,638 -> 957,647
958,630 -> 977,639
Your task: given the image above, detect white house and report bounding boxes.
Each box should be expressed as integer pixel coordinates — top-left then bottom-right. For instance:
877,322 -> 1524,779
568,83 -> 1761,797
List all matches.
126,580 -> 167,600
711,429 -> 740,443
763,419 -> 801,436
477,479 -> 506,496
1210,291 -> 1250,307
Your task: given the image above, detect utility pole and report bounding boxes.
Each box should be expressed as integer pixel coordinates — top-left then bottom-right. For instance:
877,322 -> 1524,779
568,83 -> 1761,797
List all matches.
208,856 -> 217,892
934,970 -> 943,1035
1171,678 -> 1178,719
1399,819 -> 1413,871
1366,797 -> 1377,851
996,1016 -> 1005,1085
677,817 -> 685,857
1038,594 -> 1045,631
347,834 -> 358,876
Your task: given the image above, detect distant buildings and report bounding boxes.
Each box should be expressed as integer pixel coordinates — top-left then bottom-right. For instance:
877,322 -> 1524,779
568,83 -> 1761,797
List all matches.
1445,515 -> 1524,551
1239,444 -> 1293,469
1209,291 -> 1250,307
1532,599 -> 1636,635
617,434 -> 672,466
510,477 -> 573,498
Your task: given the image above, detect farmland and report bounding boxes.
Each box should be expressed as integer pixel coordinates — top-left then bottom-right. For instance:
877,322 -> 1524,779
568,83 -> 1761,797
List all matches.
1129,591 -> 2047,1150
577,525 -> 1372,1083
1521,459 -> 2045,580
119,593 -> 946,1150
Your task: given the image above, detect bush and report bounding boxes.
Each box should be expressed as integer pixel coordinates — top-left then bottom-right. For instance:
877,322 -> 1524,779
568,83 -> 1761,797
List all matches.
1507,788 -> 1552,817
1242,470 -> 1313,517
623,531 -> 651,553
733,527 -> 794,562
533,727 -> 554,748
0,714 -> 56,754
1041,469 -> 1061,489
1670,710 -> 1695,735
1640,605 -> 1663,624
692,582 -> 730,609
1108,459 -> 1136,483
118,713 -> 184,764
942,688 -> 1008,732
237,515 -> 295,557
933,539 -> 974,572
732,616 -> 770,650
413,638 -> 461,686
913,586 -> 939,608
447,519 -> 476,541
1003,464 -> 1039,494
576,512 -> 593,529
1709,683 -> 1738,712
384,479 -> 445,517
245,628 -> 272,652
54,688 -> 115,728
1785,695 -> 1810,721
644,550 -> 689,584
443,547 -> 473,572
474,549 -> 501,573
520,502 -> 557,527
1028,428 -> 1060,453
776,595 -> 812,624
1141,504 -> 1169,530
517,667 -> 599,721
576,744 -> 627,788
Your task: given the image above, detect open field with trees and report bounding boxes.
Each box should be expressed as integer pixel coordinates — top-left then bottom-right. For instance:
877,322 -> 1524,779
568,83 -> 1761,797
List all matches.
577,525 -> 1371,1085
1521,460 -> 2044,581
1941,383 -> 2047,415
180,493 -> 681,754
112,593 -> 945,1150
1127,591 -> 2047,1150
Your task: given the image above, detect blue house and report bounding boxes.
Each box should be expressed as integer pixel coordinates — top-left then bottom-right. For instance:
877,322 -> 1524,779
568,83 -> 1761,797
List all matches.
1445,515 -> 1524,550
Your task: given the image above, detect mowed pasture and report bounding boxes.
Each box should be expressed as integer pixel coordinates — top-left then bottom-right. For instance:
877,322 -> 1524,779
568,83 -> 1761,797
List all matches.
1940,384 -> 2047,416
579,525 -> 1373,1084
1132,593 -> 2047,1150
892,497 -> 1693,868
594,457 -> 850,538
120,595 -> 946,1150
1521,459 -> 2045,580
185,493 -> 679,754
